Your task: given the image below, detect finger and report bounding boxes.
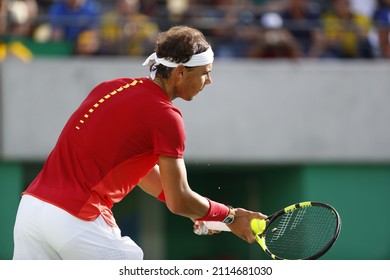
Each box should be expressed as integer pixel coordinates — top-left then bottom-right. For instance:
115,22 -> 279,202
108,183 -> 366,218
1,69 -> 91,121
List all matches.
256,212 -> 268,219
247,235 -> 256,243
245,230 -> 257,243
249,211 -> 267,220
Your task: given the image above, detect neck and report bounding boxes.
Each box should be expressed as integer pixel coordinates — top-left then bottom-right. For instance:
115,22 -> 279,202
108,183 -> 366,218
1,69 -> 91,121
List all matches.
152,77 -> 173,100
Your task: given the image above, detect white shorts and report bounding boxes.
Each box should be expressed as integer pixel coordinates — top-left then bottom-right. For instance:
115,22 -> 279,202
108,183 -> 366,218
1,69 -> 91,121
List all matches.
13,195 -> 144,260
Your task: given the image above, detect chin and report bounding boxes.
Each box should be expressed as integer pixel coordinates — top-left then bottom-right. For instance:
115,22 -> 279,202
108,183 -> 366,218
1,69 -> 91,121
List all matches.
178,90 -> 199,101
184,93 -> 198,101
183,96 -> 194,102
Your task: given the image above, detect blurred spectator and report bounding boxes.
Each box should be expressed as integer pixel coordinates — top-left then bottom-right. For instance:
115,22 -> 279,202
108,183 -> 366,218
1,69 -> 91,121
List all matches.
1,0 -> 8,35
36,0 -> 56,13
139,0 -> 159,16
350,0 -> 379,57
350,0 -> 377,17
250,0 -> 288,13
2,0 -> 38,37
99,0 -> 159,56
0,0 -> 37,62
248,12 -> 300,58
280,0 -> 325,58
373,0 -> 390,58
195,0 -> 257,58
48,0 -> 100,55
0,0 -> 5,61
156,0 -> 192,31
192,0 -> 238,57
321,0 -> 374,58
310,0 -> 330,13
166,0 -> 191,26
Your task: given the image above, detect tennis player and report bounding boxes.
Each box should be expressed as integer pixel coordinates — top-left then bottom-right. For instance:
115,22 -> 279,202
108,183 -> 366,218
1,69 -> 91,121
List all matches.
13,25 -> 267,260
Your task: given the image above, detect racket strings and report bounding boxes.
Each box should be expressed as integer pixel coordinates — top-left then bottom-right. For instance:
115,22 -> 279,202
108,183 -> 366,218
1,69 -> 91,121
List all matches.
270,212 -> 293,242
265,206 -> 338,259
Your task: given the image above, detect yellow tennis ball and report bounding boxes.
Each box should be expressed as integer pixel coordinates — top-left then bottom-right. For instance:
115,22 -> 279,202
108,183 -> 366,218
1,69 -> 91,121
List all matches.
250,219 -> 266,235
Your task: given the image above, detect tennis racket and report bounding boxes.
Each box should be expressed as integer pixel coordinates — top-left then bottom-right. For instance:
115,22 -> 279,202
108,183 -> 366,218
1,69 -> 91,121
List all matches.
196,201 -> 341,260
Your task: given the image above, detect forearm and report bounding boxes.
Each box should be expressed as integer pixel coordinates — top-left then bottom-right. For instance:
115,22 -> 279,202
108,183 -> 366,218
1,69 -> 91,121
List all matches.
159,156 -> 212,219
141,157 -> 232,222
137,163 -> 210,219
167,189 -> 210,219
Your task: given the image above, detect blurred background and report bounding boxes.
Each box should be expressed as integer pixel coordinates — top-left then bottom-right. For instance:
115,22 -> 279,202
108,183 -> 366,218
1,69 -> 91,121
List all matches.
1,0 -> 390,260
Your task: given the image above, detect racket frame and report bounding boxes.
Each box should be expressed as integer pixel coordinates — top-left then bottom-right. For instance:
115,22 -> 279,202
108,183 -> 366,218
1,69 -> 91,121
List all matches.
255,201 -> 342,260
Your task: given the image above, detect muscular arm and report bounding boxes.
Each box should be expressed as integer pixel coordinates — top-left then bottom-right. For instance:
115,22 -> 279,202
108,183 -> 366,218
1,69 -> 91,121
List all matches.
137,156 -> 209,219
158,156 -> 209,219
138,156 -> 266,243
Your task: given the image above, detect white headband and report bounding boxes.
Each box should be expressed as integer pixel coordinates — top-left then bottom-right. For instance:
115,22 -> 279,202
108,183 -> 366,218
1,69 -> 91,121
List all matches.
142,47 -> 214,79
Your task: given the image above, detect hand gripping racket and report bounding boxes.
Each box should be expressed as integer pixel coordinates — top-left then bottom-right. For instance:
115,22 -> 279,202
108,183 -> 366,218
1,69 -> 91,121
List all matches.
196,201 -> 342,260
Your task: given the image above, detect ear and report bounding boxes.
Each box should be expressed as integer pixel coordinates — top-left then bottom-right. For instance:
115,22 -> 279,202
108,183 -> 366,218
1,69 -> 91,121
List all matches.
175,65 -> 186,78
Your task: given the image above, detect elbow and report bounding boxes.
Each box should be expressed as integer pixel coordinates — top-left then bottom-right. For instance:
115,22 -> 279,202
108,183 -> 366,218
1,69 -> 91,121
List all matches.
166,199 -> 188,216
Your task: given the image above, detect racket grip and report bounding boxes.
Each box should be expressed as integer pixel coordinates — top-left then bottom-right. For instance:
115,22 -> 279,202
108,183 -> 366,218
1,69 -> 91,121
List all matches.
203,221 -> 231,231
194,221 -> 231,235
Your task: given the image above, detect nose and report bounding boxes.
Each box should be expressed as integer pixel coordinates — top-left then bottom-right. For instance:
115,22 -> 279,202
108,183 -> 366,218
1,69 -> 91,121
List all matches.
206,73 -> 212,85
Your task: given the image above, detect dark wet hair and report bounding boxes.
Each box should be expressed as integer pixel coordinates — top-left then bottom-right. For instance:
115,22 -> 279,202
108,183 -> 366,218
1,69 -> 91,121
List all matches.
150,25 -> 211,79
